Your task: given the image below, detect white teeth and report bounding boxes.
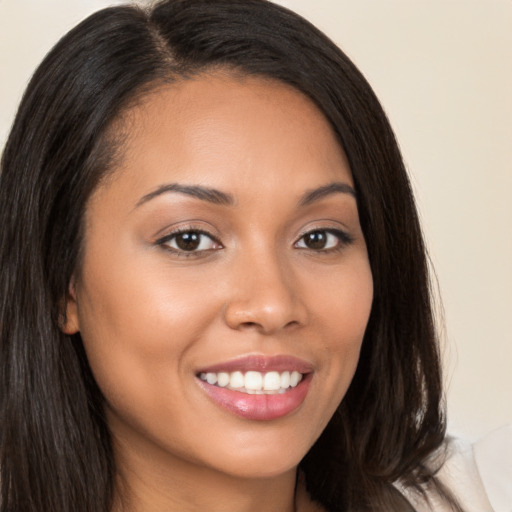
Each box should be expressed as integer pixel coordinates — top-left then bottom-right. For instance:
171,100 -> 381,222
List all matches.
230,371 -> 244,388
244,371 -> 263,390
263,371 -> 281,391
217,372 -> 230,387
199,370 -> 304,394
290,370 -> 301,387
205,372 -> 217,385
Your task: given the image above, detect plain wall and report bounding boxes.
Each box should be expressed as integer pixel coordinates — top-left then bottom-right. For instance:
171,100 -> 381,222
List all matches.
1,0 -> 511,441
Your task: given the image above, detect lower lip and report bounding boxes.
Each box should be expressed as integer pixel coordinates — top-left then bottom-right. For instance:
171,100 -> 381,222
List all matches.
197,375 -> 311,421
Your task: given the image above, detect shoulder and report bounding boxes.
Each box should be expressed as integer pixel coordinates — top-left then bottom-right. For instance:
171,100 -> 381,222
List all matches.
473,424 -> 512,512
397,425 -> 512,512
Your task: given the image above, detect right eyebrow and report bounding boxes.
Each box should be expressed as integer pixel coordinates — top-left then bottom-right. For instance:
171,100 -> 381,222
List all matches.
135,183 -> 235,209
298,182 -> 356,207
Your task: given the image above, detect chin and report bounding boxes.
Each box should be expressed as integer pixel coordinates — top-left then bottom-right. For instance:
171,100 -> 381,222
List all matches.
202,433 -> 313,480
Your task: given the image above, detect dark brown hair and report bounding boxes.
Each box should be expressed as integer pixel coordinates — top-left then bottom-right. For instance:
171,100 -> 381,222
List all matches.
0,1 -> 453,510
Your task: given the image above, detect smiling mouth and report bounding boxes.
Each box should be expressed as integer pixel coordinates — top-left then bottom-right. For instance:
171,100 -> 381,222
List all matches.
198,370 -> 303,395
196,355 -> 313,420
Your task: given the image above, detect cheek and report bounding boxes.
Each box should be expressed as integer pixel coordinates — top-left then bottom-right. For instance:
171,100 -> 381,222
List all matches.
74,248 -> 222,413
306,257 -> 373,403
78,239 -> 219,344
311,256 -> 373,345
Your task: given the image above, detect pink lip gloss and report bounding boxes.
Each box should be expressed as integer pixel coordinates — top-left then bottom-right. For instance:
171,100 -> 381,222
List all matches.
197,375 -> 311,420
196,355 -> 313,420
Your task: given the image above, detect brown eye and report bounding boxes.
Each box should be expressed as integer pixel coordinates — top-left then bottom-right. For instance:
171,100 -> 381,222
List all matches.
303,231 -> 328,249
295,229 -> 353,251
175,232 -> 201,251
162,230 -> 219,253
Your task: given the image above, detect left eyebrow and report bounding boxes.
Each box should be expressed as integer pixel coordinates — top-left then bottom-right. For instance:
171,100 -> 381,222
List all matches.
135,183 -> 235,208
298,182 -> 356,207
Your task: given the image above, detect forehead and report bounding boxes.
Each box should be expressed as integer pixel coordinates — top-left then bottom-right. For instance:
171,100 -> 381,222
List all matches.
94,72 -> 352,205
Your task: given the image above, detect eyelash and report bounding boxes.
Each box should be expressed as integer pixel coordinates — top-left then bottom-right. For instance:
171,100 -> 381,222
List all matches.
156,228 -> 223,257
294,228 -> 354,253
156,227 -> 354,257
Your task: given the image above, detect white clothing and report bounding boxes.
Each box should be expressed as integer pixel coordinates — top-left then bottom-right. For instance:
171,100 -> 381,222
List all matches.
399,425 -> 512,511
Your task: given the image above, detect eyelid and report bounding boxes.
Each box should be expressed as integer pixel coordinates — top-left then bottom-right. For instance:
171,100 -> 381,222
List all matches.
153,220 -> 220,243
156,227 -> 218,243
294,226 -> 354,250
155,225 -> 223,255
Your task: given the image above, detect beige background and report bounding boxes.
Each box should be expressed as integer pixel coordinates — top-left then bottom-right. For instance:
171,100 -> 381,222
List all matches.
1,0 -> 511,441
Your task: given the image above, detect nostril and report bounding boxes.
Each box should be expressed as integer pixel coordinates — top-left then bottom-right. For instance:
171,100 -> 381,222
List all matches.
240,321 -> 259,329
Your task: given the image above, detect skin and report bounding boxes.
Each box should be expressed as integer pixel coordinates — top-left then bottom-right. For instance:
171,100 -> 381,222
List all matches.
63,73 -> 373,512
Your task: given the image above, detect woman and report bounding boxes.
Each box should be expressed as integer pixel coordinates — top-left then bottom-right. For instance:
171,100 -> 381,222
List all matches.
0,0 -> 468,510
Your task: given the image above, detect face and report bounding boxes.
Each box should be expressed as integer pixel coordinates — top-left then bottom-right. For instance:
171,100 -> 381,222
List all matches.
64,73 -> 373,481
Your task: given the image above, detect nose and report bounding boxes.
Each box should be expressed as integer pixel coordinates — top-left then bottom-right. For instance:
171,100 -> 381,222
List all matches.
223,250 -> 308,334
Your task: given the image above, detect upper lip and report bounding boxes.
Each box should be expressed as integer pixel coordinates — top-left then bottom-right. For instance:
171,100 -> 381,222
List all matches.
196,354 -> 314,375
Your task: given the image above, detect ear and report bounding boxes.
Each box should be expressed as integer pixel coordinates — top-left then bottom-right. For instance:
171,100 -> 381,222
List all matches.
60,279 -> 80,335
